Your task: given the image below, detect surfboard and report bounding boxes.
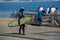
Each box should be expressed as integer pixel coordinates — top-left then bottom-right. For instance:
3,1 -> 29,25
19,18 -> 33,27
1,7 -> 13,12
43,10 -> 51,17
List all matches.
8,16 -> 32,27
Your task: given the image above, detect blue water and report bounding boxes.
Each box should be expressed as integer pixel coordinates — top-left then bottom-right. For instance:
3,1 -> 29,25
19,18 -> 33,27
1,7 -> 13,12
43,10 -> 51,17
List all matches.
0,11 -> 13,18
0,1 -> 60,18
0,1 -> 60,11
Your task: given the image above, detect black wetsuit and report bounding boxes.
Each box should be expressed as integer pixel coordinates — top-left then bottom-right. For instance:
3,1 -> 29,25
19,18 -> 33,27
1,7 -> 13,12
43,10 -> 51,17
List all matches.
18,14 -> 25,35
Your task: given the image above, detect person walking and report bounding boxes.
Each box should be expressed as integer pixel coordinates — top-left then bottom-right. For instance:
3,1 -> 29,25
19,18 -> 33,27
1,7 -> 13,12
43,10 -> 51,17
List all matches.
38,7 -> 44,26
18,7 -> 26,35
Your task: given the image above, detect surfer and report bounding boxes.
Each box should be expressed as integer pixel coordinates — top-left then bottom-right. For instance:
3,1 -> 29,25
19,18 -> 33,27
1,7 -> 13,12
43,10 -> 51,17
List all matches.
18,7 -> 26,35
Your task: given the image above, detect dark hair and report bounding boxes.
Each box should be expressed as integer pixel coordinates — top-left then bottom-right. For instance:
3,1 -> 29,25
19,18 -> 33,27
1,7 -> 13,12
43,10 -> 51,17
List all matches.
19,8 -> 24,12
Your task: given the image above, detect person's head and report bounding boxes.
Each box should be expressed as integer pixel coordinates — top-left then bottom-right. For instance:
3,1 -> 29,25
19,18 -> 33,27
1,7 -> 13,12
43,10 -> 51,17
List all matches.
19,7 -> 24,12
19,7 -> 24,16
38,6 -> 44,11
19,9 -> 24,12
